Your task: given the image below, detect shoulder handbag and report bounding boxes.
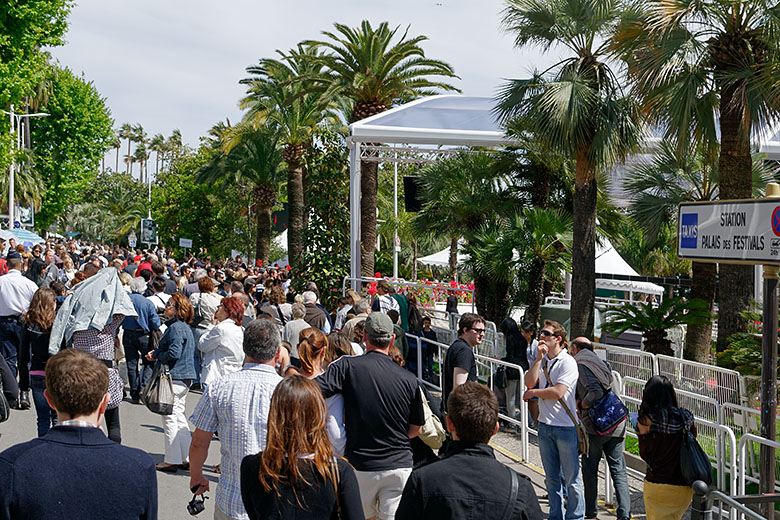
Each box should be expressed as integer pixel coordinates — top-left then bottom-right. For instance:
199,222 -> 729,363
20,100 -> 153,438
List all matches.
494,365 -> 507,388
499,466 -> 520,520
586,388 -> 629,436
141,365 -> 174,415
0,375 -> 9,423
275,304 -> 287,326
191,294 -> 205,327
419,386 -> 446,449
680,417 -> 713,486
543,360 -> 590,455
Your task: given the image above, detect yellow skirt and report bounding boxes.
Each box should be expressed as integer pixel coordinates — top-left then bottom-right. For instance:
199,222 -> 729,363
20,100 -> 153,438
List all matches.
644,481 -> 693,520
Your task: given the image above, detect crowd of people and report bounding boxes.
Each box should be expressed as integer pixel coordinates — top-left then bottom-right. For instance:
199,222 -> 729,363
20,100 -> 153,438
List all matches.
0,238 -> 699,520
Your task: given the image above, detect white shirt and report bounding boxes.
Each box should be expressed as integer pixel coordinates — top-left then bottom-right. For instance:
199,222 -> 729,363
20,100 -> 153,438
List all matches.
146,292 -> 170,312
526,339 -> 539,369
0,270 -> 38,316
326,394 -> 346,456
198,320 -> 245,387
537,348 -> 579,427
189,363 -> 282,520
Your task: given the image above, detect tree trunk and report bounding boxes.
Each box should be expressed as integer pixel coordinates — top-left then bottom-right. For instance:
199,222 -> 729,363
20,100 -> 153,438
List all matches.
716,85 -> 754,352
684,261 -> 717,362
360,159 -> 378,277
413,240 -> 418,281
571,150 -> 597,339
644,330 -> 674,356
256,204 -> 272,266
286,150 -> 305,271
474,275 -> 510,325
449,235 -> 458,281
115,147 -> 119,172
531,164 -> 552,209
126,140 -> 131,173
525,257 -> 547,327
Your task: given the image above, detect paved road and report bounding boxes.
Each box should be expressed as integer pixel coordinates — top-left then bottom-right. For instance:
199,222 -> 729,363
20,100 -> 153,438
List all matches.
1,384 -> 652,520
0,388 -> 223,519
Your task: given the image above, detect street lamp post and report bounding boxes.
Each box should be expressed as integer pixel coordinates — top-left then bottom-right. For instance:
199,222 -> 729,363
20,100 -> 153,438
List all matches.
3,105 -> 49,228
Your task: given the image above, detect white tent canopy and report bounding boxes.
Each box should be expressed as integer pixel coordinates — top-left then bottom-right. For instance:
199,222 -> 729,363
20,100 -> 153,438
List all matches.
348,95 -> 514,285
418,245 -> 470,267
595,238 -> 665,296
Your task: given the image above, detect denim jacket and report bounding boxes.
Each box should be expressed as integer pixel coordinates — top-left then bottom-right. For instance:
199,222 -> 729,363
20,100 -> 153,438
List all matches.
154,319 -> 196,381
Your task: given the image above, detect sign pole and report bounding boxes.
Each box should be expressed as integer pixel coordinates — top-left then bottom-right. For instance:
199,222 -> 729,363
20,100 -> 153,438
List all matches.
760,183 -> 780,512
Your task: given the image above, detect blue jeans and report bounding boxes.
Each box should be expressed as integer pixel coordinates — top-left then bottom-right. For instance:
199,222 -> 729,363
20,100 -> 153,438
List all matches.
0,318 -> 21,377
538,422 -> 585,520
30,375 -> 57,437
123,330 -> 153,400
582,433 -> 631,519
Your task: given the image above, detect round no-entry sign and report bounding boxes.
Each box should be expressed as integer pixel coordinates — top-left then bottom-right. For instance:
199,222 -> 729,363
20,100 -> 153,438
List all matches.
772,207 -> 780,236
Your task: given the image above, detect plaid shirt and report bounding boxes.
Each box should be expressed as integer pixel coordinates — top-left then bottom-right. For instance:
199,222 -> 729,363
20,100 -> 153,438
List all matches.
189,363 -> 282,520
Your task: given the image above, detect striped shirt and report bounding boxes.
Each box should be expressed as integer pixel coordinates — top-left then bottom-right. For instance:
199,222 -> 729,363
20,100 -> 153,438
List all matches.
189,363 -> 282,520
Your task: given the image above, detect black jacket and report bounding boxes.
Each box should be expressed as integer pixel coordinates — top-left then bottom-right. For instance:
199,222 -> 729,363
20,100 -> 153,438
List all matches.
396,441 -> 543,520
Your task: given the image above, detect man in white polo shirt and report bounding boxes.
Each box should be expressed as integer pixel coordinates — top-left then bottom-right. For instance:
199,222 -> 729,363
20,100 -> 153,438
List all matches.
0,251 -> 38,379
523,319 -> 583,520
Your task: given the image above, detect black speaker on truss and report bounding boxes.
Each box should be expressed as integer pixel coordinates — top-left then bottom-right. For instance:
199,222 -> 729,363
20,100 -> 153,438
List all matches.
403,176 -> 424,212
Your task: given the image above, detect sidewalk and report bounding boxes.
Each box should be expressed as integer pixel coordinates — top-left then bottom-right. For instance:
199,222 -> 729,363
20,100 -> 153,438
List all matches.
490,429 -> 652,520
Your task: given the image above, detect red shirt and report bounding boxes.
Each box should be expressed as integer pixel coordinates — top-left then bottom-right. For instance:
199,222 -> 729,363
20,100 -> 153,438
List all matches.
135,262 -> 152,277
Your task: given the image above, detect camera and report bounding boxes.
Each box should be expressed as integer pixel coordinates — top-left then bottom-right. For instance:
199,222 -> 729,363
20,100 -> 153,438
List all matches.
187,492 -> 208,516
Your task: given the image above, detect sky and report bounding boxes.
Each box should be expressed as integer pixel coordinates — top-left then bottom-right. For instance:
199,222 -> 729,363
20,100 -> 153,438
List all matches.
49,0 -> 560,167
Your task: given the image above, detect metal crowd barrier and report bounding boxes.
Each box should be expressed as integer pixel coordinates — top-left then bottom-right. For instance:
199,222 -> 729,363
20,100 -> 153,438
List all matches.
341,275 -> 476,313
594,342 -> 657,382
738,434 -> 780,495
656,354 -> 746,406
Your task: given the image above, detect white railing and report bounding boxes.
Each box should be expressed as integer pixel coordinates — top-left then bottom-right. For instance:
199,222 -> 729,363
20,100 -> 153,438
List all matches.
656,354 -> 746,406
594,342 -> 657,381
738,434 -> 780,495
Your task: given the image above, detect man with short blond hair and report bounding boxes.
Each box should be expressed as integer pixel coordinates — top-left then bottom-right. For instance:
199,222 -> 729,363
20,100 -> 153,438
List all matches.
0,349 -> 157,519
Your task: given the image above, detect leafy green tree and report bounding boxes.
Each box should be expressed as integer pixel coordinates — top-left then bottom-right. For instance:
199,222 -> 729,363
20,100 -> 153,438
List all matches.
307,20 -> 460,276
197,123 -> 283,265
82,170 -> 146,205
240,45 -> 336,271
29,65 -> 114,230
614,0 -> 780,351
297,129 -> 351,309
602,297 -> 712,356
0,0 -> 71,108
624,141 -> 776,361
497,0 -> 643,338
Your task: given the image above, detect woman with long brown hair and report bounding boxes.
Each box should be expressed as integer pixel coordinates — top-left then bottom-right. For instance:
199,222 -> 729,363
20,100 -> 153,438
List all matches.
19,287 -> 58,436
240,375 -> 363,520
285,328 -> 328,378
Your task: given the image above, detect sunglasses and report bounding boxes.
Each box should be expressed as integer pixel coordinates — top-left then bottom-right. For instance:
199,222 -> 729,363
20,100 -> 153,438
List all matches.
540,329 -> 556,338
165,301 -> 176,308
470,328 -> 486,334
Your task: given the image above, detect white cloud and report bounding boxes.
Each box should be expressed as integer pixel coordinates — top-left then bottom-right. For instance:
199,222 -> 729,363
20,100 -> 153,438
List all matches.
50,0 -> 561,163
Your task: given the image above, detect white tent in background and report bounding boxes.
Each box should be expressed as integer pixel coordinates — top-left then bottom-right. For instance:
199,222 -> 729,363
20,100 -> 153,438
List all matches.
418,245 -> 470,267
273,229 -> 287,250
595,237 -> 665,297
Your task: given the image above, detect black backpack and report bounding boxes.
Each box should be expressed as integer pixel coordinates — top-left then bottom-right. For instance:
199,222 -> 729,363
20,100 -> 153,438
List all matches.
408,305 -> 424,334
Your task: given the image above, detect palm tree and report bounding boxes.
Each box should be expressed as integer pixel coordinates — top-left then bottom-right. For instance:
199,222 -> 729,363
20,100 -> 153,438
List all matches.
149,134 -> 165,178
197,124 -> 283,264
133,143 -> 149,185
166,129 -> 183,170
625,141 -> 777,361
602,297 -> 712,356
132,124 -> 147,183
118,123 -> 134,173
307,20 -> 460,276
239,45 -> 337,271
112,135 -> 121,173
496,0 -> 643,338
414,151 -> 515,280
613,0 -> 780,351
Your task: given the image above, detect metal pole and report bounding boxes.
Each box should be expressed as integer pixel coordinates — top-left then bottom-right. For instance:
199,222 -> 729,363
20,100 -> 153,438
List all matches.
7,104 -> 14,228
760,182 -> 780,517
349,140 -> 361,291
393,144 -> 398,279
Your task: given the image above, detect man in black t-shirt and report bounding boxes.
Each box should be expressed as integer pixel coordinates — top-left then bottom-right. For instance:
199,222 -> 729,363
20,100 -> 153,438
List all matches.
317,312 -> 425,520
442,312 -> 485,413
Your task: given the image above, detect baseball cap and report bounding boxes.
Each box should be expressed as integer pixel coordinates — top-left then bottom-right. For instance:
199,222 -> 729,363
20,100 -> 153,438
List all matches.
6,251 -> 21,260
364,312 -> 394,341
